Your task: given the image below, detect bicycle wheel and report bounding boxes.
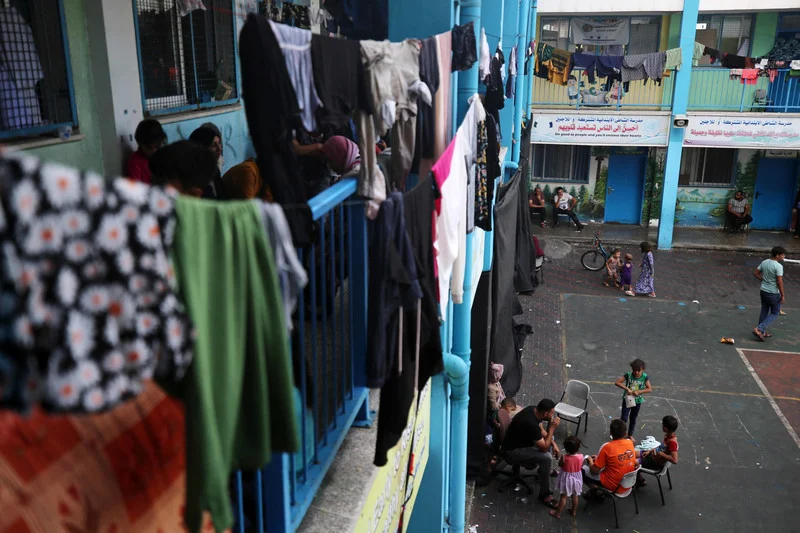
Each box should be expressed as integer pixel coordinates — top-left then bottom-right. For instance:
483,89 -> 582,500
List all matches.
581,250 -> 606,271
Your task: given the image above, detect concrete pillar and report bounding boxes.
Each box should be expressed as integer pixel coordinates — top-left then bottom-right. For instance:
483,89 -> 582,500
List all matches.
657,0 -> 699,250
512,0 -> 533,162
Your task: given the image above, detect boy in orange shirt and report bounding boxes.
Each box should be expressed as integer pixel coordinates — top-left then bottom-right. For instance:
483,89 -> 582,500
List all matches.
583,419 -> 636,494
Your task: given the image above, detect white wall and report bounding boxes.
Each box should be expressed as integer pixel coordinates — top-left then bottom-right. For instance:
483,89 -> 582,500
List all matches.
537,0 -> 684,15
698,0 -> 800,12
538,0 -> 796,14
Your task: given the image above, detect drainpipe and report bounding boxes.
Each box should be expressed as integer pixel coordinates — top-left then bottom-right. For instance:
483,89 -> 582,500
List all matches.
442,351 -> 470,533
512,0 -> 533,162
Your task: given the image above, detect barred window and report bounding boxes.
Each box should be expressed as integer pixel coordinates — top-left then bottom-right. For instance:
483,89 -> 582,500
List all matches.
0,0 -> 77,140
532,145 -> 591,183
134,0 -> 238,115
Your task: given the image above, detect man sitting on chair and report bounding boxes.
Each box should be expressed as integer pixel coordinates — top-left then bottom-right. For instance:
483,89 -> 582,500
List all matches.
726,190 -> 753,231
583,419 -> 636,495
553,187 -> 584,231
501,399 -> 562,508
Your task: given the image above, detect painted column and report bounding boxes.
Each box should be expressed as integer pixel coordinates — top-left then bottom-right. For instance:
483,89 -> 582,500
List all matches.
512,0 -> 532,162
658,0 -> 699,249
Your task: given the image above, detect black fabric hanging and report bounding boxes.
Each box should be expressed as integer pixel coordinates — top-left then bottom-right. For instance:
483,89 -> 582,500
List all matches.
451,21 -> 477,72
239,14 -> 313,247
466,269 -> 493,478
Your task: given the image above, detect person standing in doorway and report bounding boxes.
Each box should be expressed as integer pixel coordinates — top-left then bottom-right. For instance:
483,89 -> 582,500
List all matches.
752,246 -> 786,341
634,241 -> 656,297
552,187 -> 583,231
726,190 -> 753,232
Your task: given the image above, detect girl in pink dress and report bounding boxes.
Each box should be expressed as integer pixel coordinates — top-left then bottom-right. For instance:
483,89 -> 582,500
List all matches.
550,435 -> 584,519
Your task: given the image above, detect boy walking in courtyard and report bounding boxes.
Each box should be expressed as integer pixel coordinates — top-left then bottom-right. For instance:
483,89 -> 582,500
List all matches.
752,246 -> 786,341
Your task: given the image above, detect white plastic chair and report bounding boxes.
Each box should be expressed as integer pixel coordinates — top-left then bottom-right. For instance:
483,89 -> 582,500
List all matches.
584,466 -> 641,529
640,460 -> 673,505
554,380 -> 589,434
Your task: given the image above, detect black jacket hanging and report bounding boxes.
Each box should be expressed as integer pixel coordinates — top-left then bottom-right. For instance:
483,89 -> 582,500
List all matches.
239,14 -> 313,247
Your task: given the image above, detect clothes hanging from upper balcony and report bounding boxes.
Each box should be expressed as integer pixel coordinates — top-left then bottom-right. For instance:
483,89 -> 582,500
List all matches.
479,27 -> 491,82
693,41 -> 706,66
451,20 -> 477,72
665,48 -> 683,71
506,45 -> 518,99
535,41 -> 553,79
412,36 -> 441,174
269,21 -> 322,133
621,51 -> 665,85
170,197 -> 298,533
0,151 -> 194,414
484,44 -> 506,130
311,33 -> 371,132
544,48 -> 571,86
374,177 -> 442,467
721,52 -> 747,69
239,14 -> 313,247
365,192 -> 422,389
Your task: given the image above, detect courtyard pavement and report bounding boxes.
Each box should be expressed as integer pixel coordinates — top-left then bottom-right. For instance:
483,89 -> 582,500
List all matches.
467,239 -> 800,533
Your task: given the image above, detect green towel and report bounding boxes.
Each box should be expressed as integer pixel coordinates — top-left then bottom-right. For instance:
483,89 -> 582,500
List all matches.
170,197 -> 298,533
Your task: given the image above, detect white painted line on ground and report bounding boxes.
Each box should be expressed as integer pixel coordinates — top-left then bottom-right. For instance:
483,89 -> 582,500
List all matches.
736,348 -> 800,450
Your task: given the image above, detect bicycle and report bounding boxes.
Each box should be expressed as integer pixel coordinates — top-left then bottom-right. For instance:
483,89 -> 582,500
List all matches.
581,232 -> 611,271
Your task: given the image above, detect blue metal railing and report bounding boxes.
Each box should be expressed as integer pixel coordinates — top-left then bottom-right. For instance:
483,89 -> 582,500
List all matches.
687,68 -> 800,113
232,177 -> 370,533
530,68 -> 676,111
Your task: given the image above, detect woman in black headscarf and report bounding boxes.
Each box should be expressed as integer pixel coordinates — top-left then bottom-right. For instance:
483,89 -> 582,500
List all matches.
189,125 -> 225,199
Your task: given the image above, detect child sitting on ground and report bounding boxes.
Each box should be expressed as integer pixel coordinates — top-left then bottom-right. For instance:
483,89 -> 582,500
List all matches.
549,435 -> 584,519
636,415 -> 679,485
620,253 -> 634,296
604,249 -> 621,287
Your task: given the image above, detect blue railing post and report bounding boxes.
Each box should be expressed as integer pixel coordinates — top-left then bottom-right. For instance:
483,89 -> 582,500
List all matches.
263,454 -> 292,532
512,0 -> 533,162
347,196 -> 373,426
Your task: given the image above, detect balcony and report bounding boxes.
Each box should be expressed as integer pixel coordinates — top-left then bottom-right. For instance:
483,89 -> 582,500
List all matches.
687,68 -> 800,113
530,67 -> 675,111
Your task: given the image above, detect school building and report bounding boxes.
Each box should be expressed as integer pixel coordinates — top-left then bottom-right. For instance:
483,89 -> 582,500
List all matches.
527,0 -> 800,248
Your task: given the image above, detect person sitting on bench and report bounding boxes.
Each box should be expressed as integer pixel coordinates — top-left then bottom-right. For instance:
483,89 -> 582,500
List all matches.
553,187 -> 584,231
726,190 -> 753,231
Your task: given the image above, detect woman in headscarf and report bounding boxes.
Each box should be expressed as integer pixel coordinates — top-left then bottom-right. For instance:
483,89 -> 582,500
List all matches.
189,125 -> 224,199
321,135 -> 361,179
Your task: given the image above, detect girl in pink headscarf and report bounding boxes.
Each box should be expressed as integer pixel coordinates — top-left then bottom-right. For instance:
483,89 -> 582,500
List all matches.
322,136 -> 361,176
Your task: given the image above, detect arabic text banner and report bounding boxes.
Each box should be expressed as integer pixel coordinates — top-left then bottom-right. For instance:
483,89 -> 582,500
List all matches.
683,116 -> 800,149
530,114 -> 670,146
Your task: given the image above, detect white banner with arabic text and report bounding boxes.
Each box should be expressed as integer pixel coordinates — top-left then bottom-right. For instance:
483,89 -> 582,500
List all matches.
530,114 -> 670,146
683,116 -> 800,149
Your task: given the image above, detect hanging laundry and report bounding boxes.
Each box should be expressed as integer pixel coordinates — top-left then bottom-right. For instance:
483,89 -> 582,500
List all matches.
484,43 -> 505,124
433,95 -> 486,319
475,121 -> 491,230
239,14 -> 313,247
311,33 -> 372,131
693,41 -> 706,66
374,176 -> 442,467
740,69 -> 759,85
524,39 -> 535,76
0,152 -> 193,413
176,0 -> 206,17
0,7 -> 44,130
335,0 -> 388,41
366,192 -> 423,389
269,21 -> 322,133
544,48 -> 571,86
411,36 -> 441,174
281,2 -> 311,29
535,41 -> 553,80
433,31 -> 453,162
570,53 -> 599,83
257,202 -> 308,332
505,45 -> 518,99
765,37 -> 800,62
621,52 -> 665,84
479,27 -> 491,82
704,46 -> 720,63
665,48 -> 683,71
171,197 -> 297,533
597,55 -> 624,86
721,53 -> 747,69
452,21 -> 478,72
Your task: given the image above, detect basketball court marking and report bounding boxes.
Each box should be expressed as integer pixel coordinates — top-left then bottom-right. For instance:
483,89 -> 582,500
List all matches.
736,348 -> 800,450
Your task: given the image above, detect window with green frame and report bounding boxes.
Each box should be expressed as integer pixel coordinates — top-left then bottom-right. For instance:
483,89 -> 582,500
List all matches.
695,14 -> 753,65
